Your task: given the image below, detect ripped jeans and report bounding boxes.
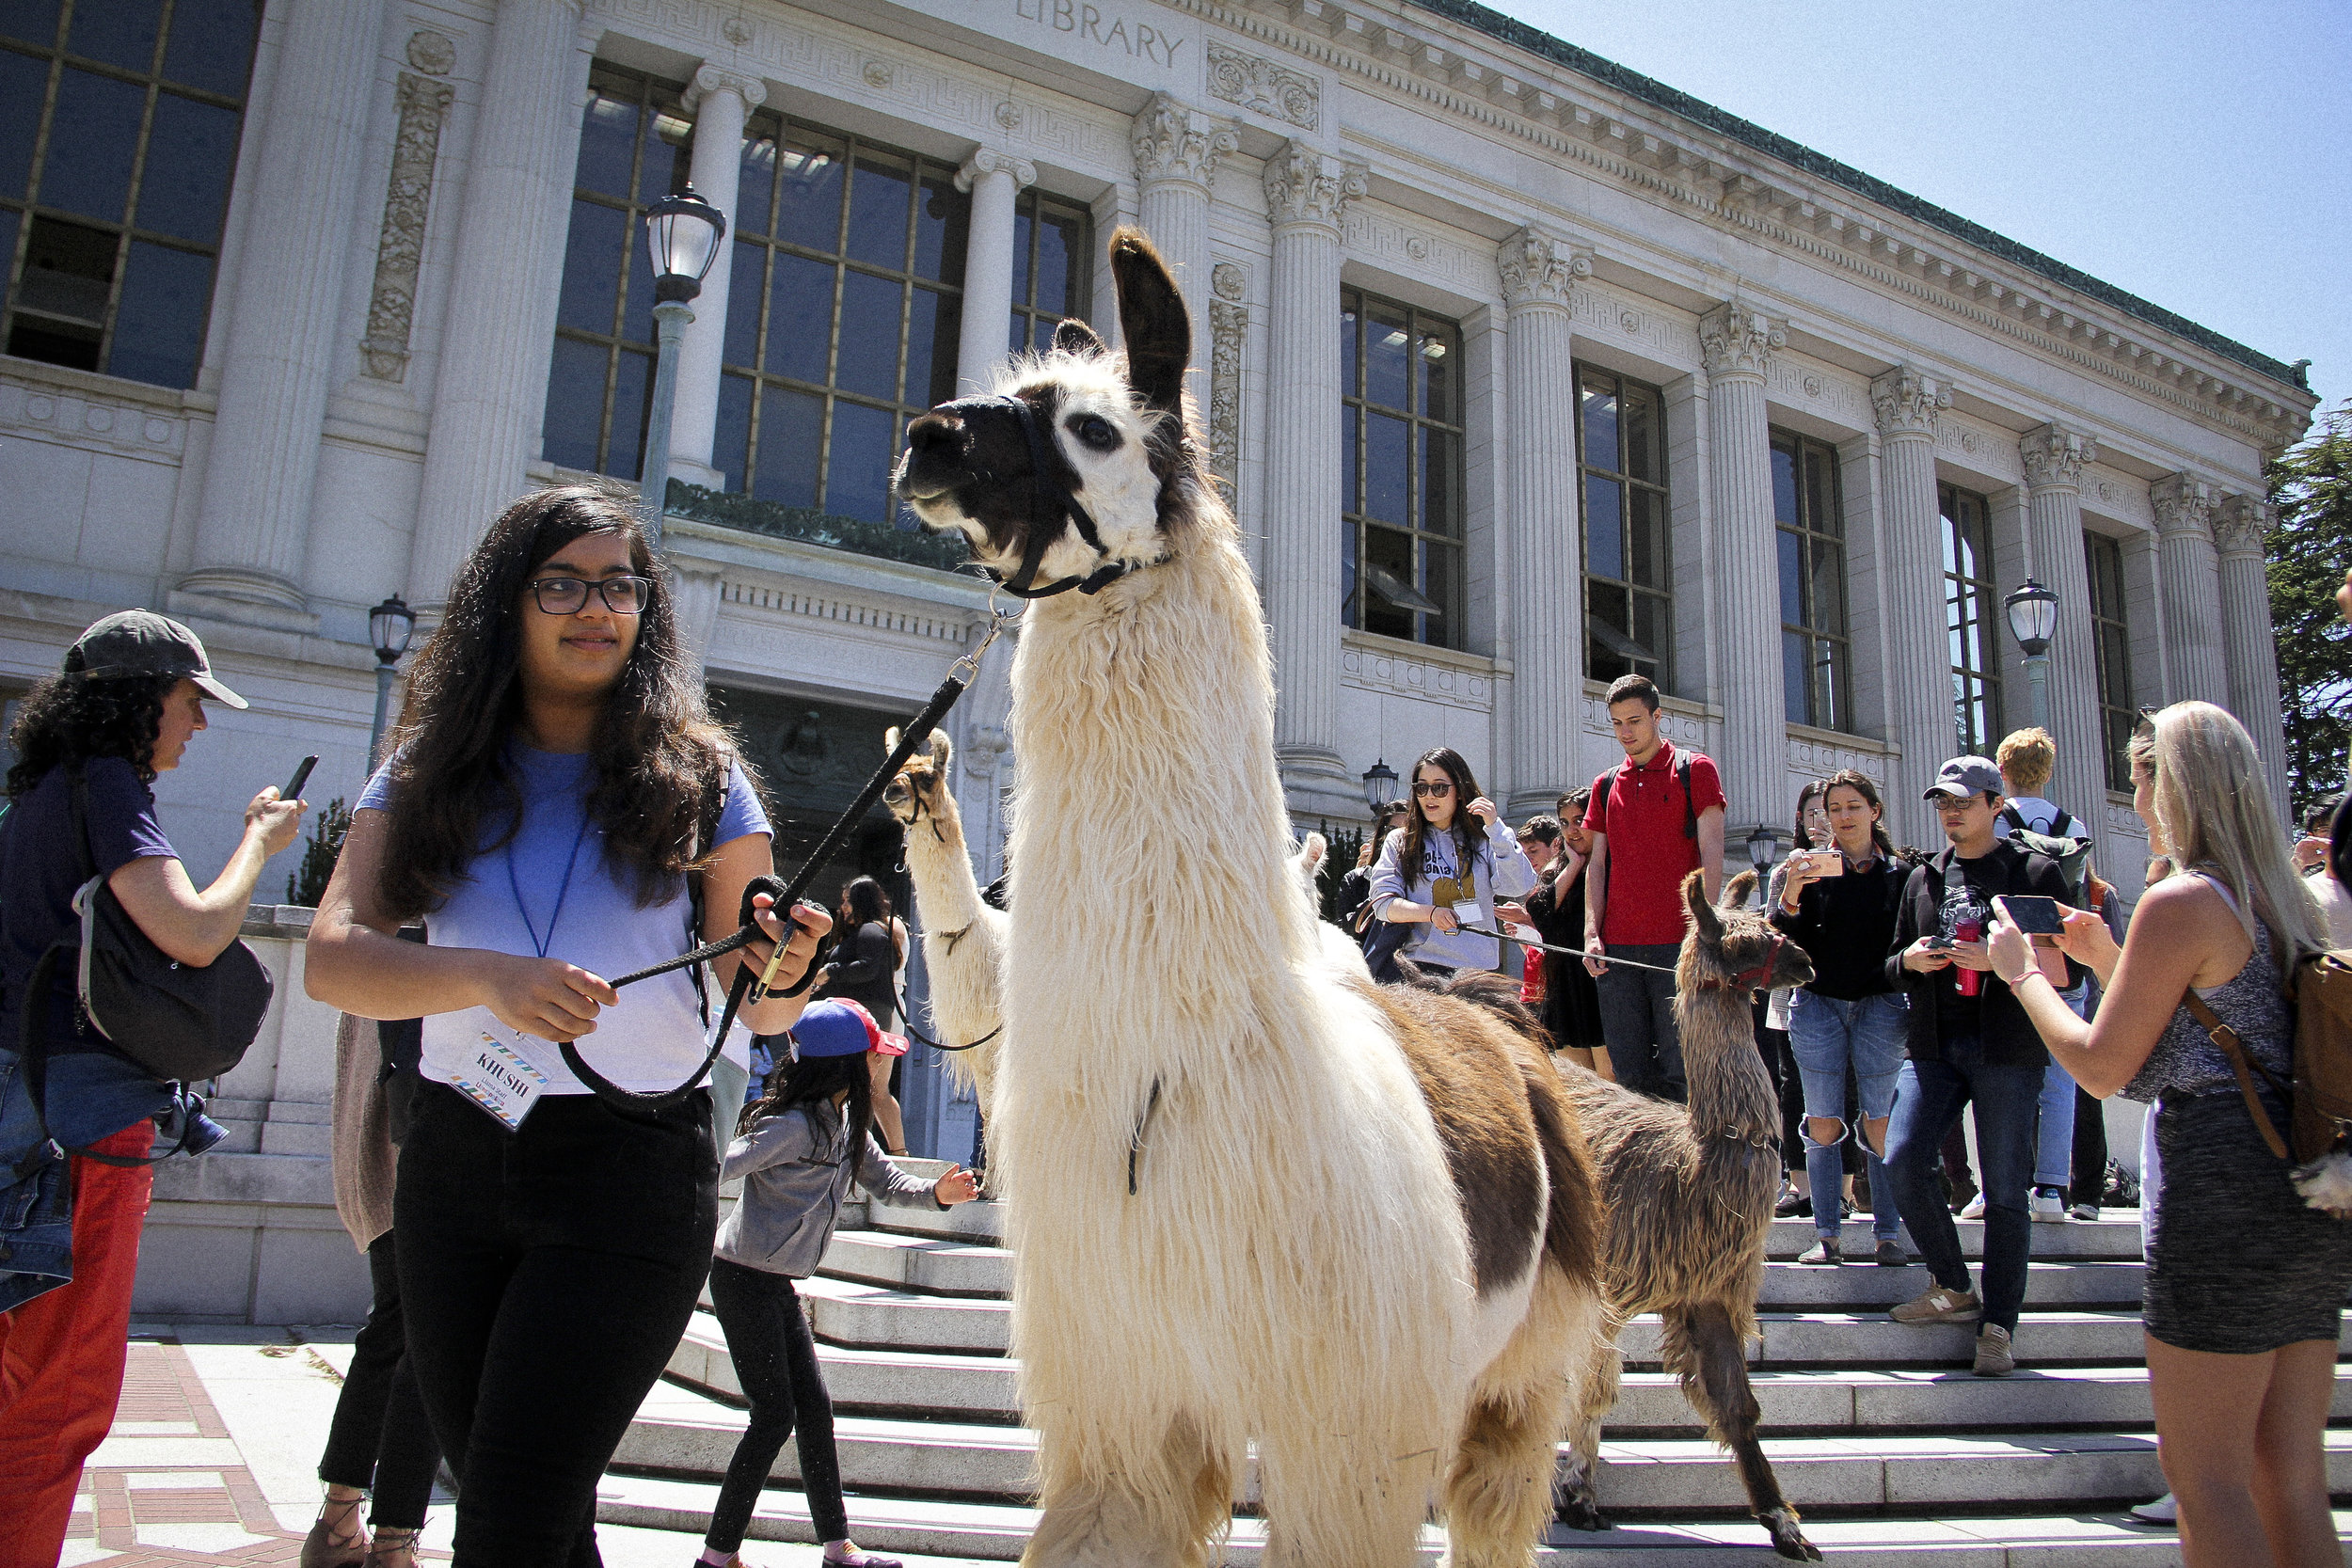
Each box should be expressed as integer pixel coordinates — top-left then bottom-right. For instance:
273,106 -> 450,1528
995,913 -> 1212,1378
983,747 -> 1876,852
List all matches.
1785,990 -> 1909,1242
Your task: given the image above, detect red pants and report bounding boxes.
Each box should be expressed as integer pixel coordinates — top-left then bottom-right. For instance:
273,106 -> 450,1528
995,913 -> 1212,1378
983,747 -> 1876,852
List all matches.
0,1123 -> 155,1568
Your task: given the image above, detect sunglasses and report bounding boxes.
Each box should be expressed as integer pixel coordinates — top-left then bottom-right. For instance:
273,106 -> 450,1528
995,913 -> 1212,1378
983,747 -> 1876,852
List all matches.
527,575 -> 653,615
2131,705 -> 2160,740
1412,780 -> 1454,799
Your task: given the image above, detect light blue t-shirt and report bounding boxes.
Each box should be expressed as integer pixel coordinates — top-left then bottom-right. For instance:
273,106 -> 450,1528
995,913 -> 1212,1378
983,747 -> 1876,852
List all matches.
357,745 -> 770,1094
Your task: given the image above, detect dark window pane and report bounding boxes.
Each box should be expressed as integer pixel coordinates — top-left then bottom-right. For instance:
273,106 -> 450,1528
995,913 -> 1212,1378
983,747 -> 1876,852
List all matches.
735,135 -> 775,236
12,213 -> 111,335
722,241 -> 763,366
1771,441 -> 1799,526
825,400 -> 896,522
844,151 -> 910,269
608,347 -> 651,478
1622,388 -> 1656,483
1419,428 -> 1456,536
909,285 -> 956,408
1589,580 -> 1632,678
764,252 -> 833,385
69,0 -> 157,71
40,68 -> 145,222
1341,519 -> 1358,626
1805,447 -> 1837,536
135,92 -> 240,243
777,138 -> 843,252
1581,381 -> 1618,473
1632,593 -> 1667,673
1363,524 -> 1412,640
1810,537 -> 1844,634
1340,301 -> 1357,395
161,0 -> 256,96
556,199 -> 626,333
1776,527 -> 1804,626
540,337 -> 608,471
1365,303 -> 1408,410
1036,207 -> 1080,317
1418,326 -> 1455,425
914,170 -> 965,284
1006,309 -> 1023,356
1629,487 -> 1664,587
104,238 -> 210,387
1341,411 -> 1358,514
0,1 -> 60,47
1363,411 -> 1407,523
619,238 -> 654,347
1009,204 -> 1033,306
1584,475 -> 1622,579
1422,538 -> 1455,648
0,48 -> 47,198
0,208 -> 16,313
715,372 -> 753,490
575,90 -> 641,199
635,105 -> 691,205
752,383 -> 820,507
1784,630 -> 1809,725
1818,638 -> 1847,732
835,269 -> 902,401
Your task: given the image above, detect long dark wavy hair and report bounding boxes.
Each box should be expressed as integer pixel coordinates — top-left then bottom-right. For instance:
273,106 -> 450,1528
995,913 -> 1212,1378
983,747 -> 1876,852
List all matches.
837,875 -> 900,963
738,1046 -> 875,1146
1819,768 -> 1901,862
1396,745 -> 1486,880
376,485 -> 739,921
5,672 -> 177,797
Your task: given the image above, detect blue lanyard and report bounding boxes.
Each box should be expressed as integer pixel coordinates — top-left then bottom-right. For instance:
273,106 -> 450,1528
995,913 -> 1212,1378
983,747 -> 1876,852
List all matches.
508,808 -> 592,960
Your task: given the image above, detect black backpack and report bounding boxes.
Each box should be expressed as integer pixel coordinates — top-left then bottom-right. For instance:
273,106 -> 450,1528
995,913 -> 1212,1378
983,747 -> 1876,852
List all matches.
1999,803 -> 2093,905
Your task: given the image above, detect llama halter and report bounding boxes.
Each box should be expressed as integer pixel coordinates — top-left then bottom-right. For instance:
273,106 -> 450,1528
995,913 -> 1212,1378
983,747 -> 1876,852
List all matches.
966,392 -> 1136,599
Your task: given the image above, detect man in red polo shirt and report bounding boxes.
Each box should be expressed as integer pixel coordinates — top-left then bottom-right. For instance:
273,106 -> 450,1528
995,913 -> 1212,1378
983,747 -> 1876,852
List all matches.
1581,673 -> 1726,1101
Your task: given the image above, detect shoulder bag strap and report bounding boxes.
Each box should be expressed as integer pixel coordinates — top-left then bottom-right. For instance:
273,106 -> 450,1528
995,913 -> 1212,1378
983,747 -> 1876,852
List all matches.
2179,989 -> 2293,1160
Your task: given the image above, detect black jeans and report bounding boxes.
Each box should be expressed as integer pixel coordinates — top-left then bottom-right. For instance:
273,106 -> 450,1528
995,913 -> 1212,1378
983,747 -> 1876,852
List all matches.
1596,943 -> 1684,1101
395,1082 -> 717,1568
706,1259 -> 848,1550
2070,1084 -> 2107,1212
318,1231 -> 442,1528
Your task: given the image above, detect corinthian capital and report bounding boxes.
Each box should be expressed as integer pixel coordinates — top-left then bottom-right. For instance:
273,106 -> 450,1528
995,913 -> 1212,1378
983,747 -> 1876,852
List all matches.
1496,227 -> 1591,311
2151,472 -> 2217,539
956,149 -> 1037,195
2018,423 -> 2098,492
1263,142 -> 1365,232
1132,94 -> 1237,191
1698,303 -> 1785,381
1870,366 -> 1952,440
685,64 -> 768,113
2214,494 -> 2271,558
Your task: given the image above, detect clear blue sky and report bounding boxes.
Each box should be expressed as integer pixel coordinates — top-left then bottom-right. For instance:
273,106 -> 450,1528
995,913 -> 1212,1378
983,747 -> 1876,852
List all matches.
1491,0 -> 2352,439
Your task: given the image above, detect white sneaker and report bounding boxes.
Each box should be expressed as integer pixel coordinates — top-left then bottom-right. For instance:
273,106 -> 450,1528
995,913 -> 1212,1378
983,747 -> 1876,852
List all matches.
1959,1192 -> 1988,1220
2030,1187 -> 2069,1223
2128,1492 -> 2178,1526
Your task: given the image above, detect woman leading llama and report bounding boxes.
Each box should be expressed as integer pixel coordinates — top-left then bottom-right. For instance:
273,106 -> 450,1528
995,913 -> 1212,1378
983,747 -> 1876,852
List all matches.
1985,702 -> 2352,1567
1366,746 -> 1536,980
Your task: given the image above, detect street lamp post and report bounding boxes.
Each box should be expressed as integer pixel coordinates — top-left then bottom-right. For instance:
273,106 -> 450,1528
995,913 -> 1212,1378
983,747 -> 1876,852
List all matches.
1360,758 -> 1398,816
637,186 -> 726,553
367,594 -> 416,768
2004,578 -> 2059,732
1743,824 -> 1780,911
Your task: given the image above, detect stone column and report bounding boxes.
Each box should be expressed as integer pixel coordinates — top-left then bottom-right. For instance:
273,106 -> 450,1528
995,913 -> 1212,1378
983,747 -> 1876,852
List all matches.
1131,95 -> 1234,413
1496,228 -> 1589,818
2215,495 -> 2290,814
2018,424 -> 2108,819
408,0 -> 592,610
1262,143 -> 1365,818
953,150 -> 1035,395
176,0 -> 389,625
670,66 -> 766,490
2153,473 -> 2230,709
1869,368 -> 1956,809
1697,303 -> 1787,838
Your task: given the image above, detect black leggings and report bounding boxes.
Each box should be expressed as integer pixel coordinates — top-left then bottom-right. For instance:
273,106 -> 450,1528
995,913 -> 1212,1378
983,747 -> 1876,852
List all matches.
706,1259 -> 848,1550
394,1082 -> 718,1568
318,1231 -> 442,1528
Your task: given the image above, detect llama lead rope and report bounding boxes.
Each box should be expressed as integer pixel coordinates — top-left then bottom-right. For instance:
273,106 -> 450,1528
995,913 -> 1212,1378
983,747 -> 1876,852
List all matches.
1456,926 -> 1681,978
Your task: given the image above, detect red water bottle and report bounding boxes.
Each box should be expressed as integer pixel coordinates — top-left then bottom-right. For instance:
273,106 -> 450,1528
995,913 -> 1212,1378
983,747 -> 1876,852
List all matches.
1954,911 -> 1983,997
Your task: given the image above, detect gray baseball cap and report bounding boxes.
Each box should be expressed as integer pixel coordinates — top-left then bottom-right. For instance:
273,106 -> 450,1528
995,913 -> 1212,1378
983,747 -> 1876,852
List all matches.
1924,755 -> 2002,800
64,610 -> 249,708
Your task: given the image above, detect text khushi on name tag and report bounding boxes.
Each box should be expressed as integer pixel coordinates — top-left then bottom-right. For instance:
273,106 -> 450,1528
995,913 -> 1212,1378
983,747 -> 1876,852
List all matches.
1010,0 -> 1188,67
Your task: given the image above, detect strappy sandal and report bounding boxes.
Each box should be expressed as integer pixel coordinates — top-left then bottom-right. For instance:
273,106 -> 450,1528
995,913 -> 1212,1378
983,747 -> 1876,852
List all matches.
300,1494 -> 369,1568
364,1526 -> 421,1568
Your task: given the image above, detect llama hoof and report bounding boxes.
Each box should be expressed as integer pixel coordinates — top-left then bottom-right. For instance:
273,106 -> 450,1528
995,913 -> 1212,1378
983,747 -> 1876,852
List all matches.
1557,1495 -> 1610,1533
1760,1510 -> 1820,1561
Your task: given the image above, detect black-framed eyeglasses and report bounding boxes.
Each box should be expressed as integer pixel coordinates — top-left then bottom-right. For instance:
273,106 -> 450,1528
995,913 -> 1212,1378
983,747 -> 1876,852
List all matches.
527,576 -> 654,615
1413,780 -> 1454,799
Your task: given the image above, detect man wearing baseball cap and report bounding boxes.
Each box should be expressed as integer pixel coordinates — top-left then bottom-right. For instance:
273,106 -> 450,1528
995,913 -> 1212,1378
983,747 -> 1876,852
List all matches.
1877,755 -> 2083,1377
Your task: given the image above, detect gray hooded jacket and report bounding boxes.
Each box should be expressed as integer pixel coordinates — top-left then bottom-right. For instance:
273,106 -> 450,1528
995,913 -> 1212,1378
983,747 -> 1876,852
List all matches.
714,1099 -> 942,1277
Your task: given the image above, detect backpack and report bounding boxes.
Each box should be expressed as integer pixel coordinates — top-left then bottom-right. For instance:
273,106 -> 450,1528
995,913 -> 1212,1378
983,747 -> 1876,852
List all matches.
1999,804 -> 2092,906
2184,945 -> 2352,1218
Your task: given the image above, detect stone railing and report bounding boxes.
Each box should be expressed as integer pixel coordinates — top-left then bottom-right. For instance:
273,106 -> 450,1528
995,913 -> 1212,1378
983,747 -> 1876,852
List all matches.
663,479 -> 971,575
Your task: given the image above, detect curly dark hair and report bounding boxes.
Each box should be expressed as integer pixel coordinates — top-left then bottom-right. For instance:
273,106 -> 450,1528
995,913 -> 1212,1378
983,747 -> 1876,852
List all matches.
375,484 -> 744,922
5,672 -> 177,797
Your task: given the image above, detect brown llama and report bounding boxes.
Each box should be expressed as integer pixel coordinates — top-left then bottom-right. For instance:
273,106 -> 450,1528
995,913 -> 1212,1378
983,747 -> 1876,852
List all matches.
881,728 -> 1007,1111
1557,870 -> 1823,1561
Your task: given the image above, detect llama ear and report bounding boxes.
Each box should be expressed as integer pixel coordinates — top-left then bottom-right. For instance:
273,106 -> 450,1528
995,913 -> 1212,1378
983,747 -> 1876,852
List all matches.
1683,869 -> 1722,942
1108,226 -> 1189,416
928,730 -> 952,768
1054,318 -> 1106,358
884,726 -> 903,752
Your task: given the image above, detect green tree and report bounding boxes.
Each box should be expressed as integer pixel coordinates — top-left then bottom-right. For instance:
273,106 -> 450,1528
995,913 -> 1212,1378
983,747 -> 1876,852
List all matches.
2271,403 -> 2352,820
285,797 -> 353,908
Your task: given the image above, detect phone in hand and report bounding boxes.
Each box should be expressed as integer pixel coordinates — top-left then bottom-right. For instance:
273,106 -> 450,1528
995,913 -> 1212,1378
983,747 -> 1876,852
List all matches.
282,754 -> 318,801
1803,849 -> 1845,878
2001,895 -> 2067,942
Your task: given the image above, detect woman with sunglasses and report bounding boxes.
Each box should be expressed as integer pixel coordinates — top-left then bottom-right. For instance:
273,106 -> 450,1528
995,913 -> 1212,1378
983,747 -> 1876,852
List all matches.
306,487 -> 831,1568
1365,746 -> 1535,981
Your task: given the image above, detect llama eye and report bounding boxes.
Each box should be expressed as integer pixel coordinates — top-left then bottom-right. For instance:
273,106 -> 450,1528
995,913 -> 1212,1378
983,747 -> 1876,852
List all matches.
1070,414 -> 1120,451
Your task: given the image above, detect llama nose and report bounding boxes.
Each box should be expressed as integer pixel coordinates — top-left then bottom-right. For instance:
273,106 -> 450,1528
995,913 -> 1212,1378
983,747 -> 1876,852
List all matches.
906,410 -> 966,456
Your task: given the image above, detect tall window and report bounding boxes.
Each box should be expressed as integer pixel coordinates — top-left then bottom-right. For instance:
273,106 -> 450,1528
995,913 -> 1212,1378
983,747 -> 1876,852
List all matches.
1577,366 -> 1672,688
710,118 -> 972,528
1009,187 -> 1090,355
543,67 -> 691,479
2086,532 -> 2136,792
0,0 -> 259,388
1772,431 -> 1850,730
1940,483 -> 2003,755
1341,290 -> 1462,649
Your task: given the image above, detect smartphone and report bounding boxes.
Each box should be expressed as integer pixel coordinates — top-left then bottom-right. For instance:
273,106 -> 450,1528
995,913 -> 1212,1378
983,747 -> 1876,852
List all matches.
1804,849 -> 1845,878
282,754 -> 318,801
2002,895 -> 2067,940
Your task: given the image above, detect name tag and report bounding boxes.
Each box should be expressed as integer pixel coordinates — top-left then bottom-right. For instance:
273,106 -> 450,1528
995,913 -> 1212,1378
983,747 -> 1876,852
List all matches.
453,1033 -> 549,1132
1451,900 -> 1484,929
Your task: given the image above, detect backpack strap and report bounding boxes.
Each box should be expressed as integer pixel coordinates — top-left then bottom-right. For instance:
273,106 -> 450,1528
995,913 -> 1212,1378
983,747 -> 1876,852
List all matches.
1677,752 -> 1696,840
1998,803 -> 2026,837
2180,989 -> 2293,1160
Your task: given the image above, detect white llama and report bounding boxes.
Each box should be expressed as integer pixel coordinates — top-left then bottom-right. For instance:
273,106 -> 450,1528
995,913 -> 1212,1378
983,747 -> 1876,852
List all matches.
882,728 -> 1008,1108
893,229 -> 1608,1568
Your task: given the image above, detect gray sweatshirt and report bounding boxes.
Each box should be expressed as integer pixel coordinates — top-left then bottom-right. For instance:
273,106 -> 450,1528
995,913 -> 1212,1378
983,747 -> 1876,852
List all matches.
1366,817 -> 1537,973
714,1099 -> 942,1277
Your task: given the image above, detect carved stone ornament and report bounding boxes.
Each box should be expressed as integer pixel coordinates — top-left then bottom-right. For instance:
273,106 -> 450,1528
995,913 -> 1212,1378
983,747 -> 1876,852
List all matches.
862,60 -> 893,89
1209,263 -> 1248,487
2214,494 -> 2270,557
686,64 -> 768,114
2019,423 -> 2098,491
722,15 -> 753,45
956,149 -> 1037,195
405,30 -> 454,75
1869,366 -> 1952,439
1206,41 -> 1318,131
1263,144 -> 1365,231
1212,261 -> 1246,302
1698,303 -> 1785,380
1496,227 -> 1591,309
1131,94 -> 1237,190
360,71 -> 453,382
2150,472 -> 2216,539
